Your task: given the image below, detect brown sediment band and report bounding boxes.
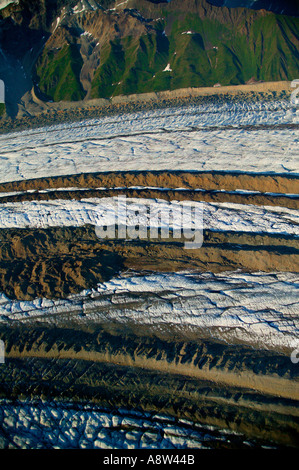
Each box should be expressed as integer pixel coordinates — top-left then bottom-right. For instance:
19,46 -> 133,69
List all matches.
1,325 -> 299,404
0,170 -> 298,196
0,226 -> 298,300
5,346 -> 299,402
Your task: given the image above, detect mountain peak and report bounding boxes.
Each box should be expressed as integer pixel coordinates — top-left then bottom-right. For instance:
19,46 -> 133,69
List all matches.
0,0 -> 298,117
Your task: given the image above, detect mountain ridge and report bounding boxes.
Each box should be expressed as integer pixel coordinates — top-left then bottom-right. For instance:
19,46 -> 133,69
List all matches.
0,0 -> 298,116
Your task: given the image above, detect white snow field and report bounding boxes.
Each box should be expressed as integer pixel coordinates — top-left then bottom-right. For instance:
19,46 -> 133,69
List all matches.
0,197 -> 298,235
1,271 -> 298,353
0,99 -> 298,183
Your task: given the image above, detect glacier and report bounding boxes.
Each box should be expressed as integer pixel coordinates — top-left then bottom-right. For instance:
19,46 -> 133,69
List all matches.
0,99 -> 298,183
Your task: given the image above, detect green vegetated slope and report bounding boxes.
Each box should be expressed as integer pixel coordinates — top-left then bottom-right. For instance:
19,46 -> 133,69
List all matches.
91,12 -> 299,99
35,4 -> 299,101
35,44 -> 85,101
91,29 -> 170,98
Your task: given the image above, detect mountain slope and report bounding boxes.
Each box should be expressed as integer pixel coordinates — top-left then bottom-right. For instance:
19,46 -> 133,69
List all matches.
0,0 -> 298,108
207,1 -> 299,17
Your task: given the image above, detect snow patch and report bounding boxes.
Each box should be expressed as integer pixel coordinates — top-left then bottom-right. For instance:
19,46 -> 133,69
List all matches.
163,63 -> 172,72
0,0 -> 18,10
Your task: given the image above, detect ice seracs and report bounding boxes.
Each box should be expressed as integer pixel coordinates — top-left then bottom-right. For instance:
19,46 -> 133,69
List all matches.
0,399 -> 253,449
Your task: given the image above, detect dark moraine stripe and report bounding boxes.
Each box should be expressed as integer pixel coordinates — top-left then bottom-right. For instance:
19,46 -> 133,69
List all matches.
0,326 -> 298,447
0,170 -> 298,195
0,226 -> 297,300
0,186 -> 298,209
